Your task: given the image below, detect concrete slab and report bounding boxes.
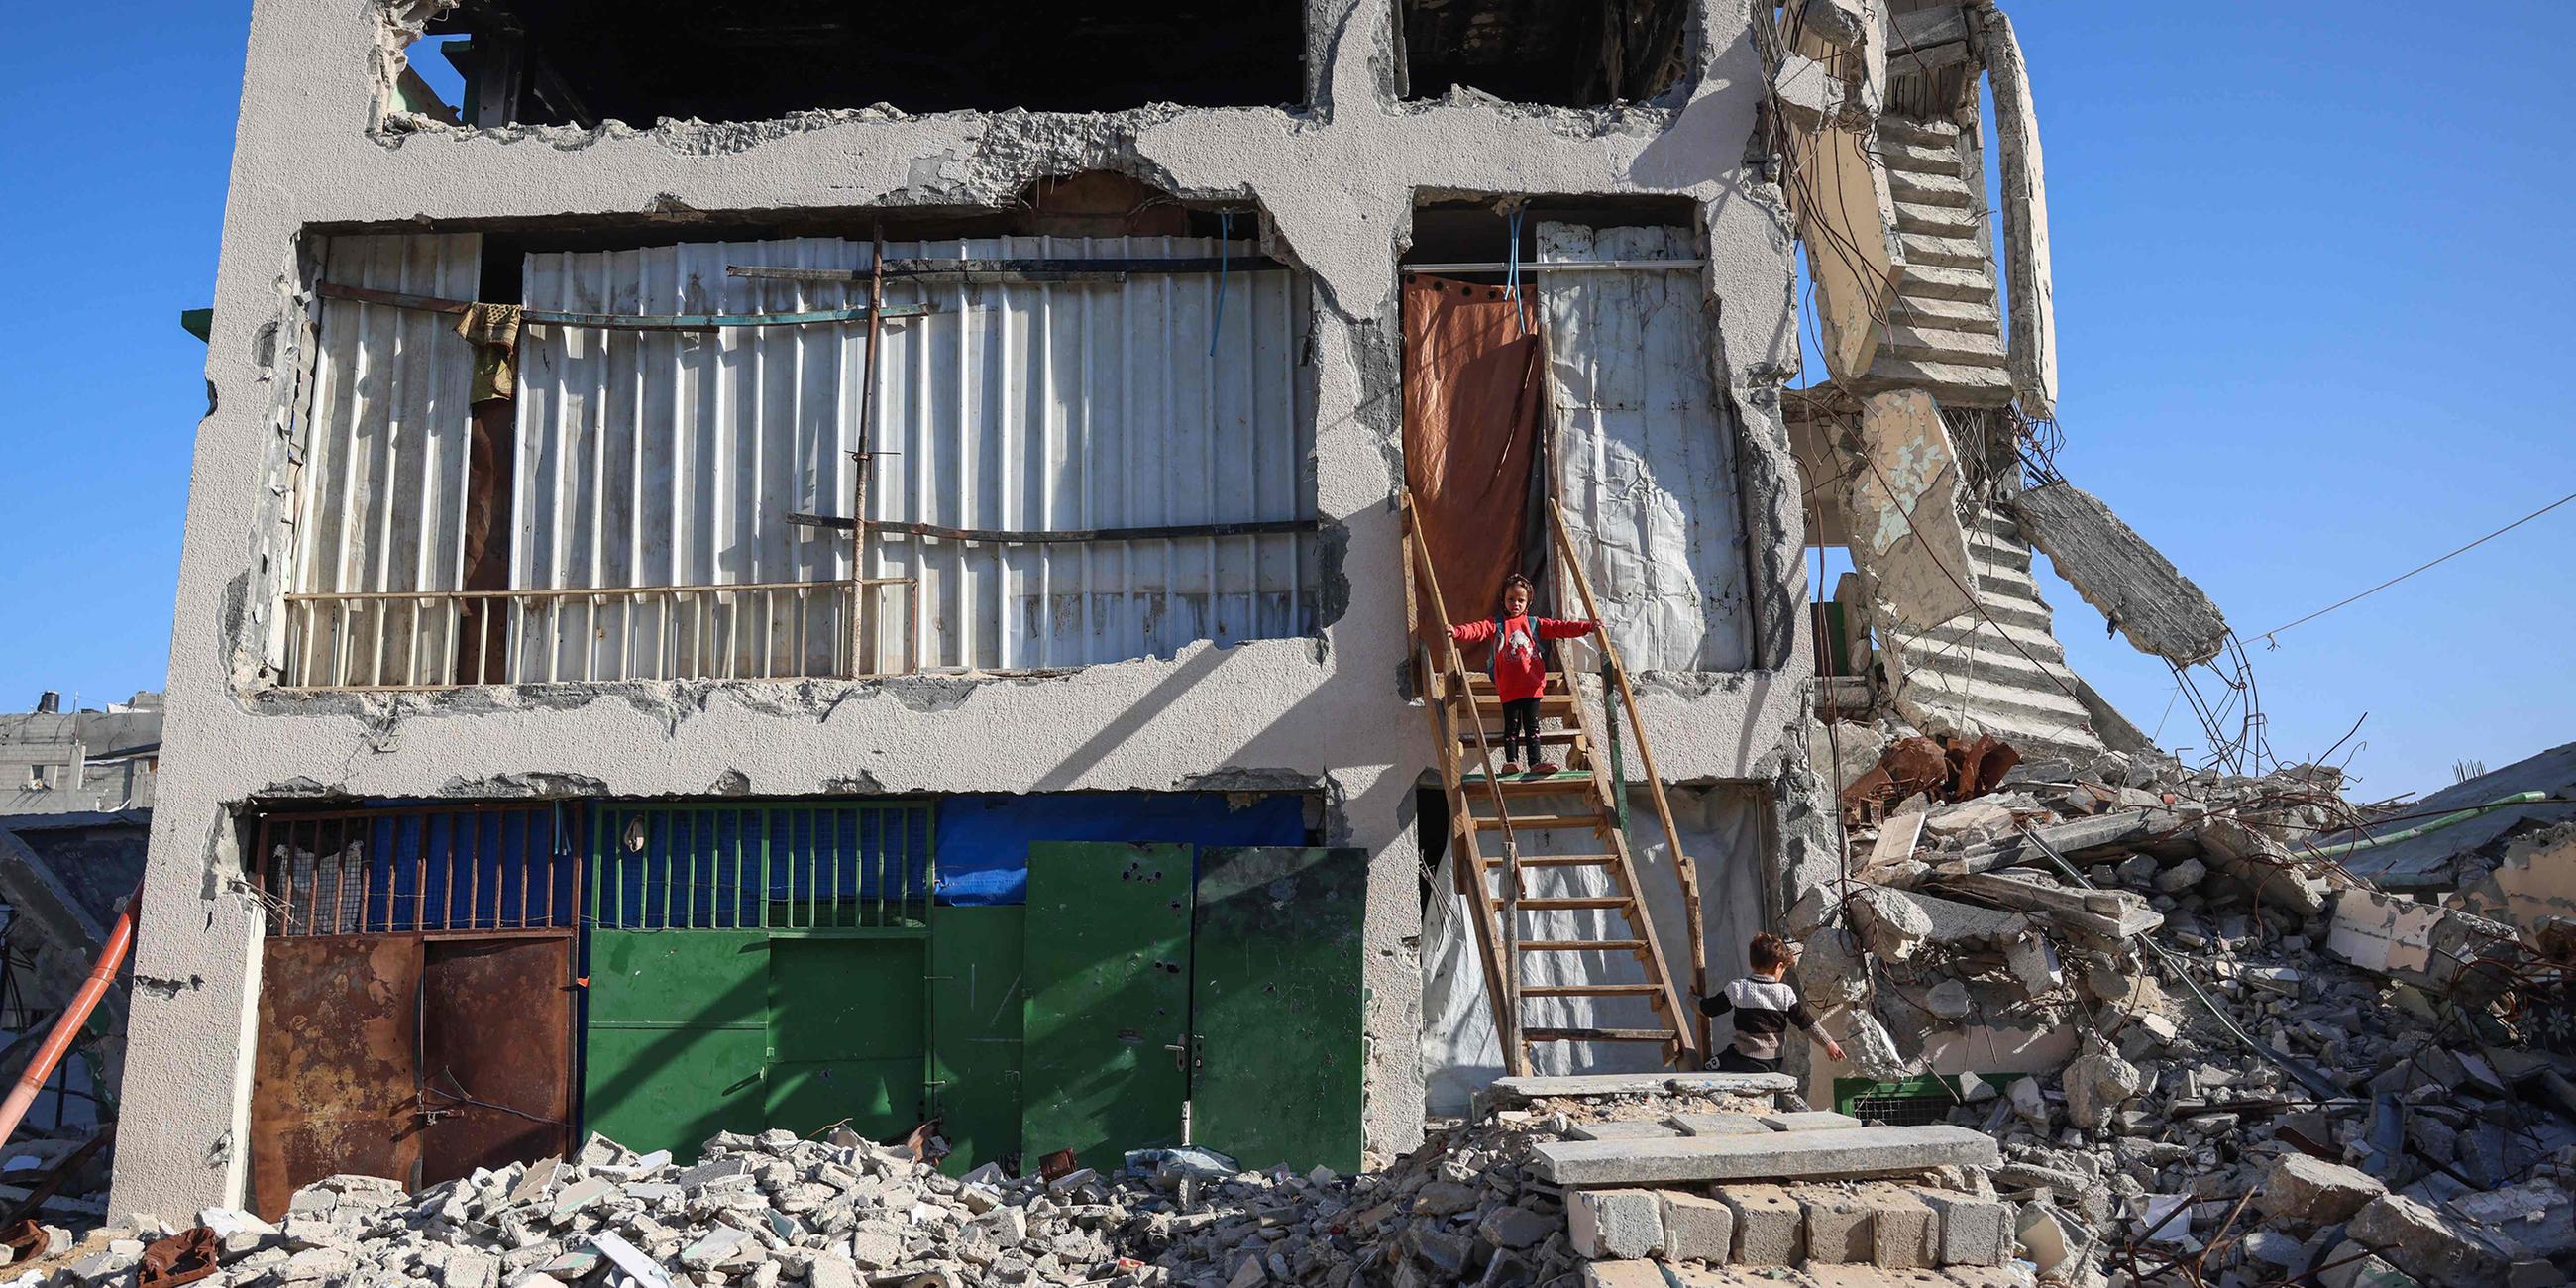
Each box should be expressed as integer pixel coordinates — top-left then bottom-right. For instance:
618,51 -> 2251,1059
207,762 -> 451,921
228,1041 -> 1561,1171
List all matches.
1942,1268 -> 2037,1288
1672,1115 -> 1778,1137
1806,1268 -> 1954,1288
1571,1121 -> 1688,1143
1492,1073 -> 1795,1101
1535,1127 -> 1999,1188
1762,1112 -> 1866,1132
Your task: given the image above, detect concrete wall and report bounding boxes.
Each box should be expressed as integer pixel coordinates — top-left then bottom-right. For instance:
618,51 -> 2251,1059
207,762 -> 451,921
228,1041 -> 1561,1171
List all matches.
114,0 -> 1824,1219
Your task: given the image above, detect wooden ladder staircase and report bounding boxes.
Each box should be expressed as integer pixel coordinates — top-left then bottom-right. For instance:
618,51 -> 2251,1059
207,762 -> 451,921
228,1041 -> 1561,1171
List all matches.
1401,492 -> 1708,1076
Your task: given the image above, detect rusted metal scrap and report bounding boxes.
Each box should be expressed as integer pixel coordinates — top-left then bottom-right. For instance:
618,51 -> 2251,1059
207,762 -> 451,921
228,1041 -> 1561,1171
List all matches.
138,1227 -> 221,1288
1840,733 -> 2020,824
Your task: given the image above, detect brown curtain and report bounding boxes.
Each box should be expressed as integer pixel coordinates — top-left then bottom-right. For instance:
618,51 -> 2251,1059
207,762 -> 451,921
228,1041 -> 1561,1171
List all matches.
1401,275 -> 1546,647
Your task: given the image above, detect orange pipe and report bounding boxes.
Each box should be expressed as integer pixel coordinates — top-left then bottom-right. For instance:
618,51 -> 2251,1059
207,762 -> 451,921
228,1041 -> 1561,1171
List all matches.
0,887 -> 137,1147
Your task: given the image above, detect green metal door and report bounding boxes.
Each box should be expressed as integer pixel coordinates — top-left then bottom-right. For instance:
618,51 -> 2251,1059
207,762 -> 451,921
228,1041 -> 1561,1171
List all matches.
583,931 -> 770,1157
1190,847 -> 1368,1172
1020,842 -> 1194,1171
765,936 -> 927,1140
927,906 -> 1024,1174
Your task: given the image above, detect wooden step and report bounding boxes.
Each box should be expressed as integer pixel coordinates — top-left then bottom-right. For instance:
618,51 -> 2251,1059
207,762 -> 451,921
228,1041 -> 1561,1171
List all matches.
1465,812 -> 1612,831
1521,983 -> 1666,998
1478,853 -> 1617,867
1517,939 -> 1648,951
1525,1027 -> 1679,1043
1462,774 -> 1600,796
1496,897 -> 1634,912
1456,694 -> 1577,718
1462,673 -> 1570,694
1459,728 -> 1583,745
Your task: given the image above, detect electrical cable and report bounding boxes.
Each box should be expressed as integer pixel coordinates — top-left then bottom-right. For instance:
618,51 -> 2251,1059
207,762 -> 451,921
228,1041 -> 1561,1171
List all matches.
2252,489 -> 2576,647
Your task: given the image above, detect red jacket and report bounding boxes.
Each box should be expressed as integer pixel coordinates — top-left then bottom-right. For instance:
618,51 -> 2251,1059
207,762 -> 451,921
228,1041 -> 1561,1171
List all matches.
1451,614 -> 1597,701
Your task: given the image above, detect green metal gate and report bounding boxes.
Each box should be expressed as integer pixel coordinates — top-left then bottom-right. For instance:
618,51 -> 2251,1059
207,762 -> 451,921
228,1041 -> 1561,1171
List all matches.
583,802 -> 935,1158
1190,847 -> 1367,1173
1020,843 -> 1194,1171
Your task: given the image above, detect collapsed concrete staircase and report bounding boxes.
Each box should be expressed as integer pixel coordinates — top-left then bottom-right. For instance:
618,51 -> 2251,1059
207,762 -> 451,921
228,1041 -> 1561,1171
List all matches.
1862,115 -> 2013,407
1880,506 -> 2104,763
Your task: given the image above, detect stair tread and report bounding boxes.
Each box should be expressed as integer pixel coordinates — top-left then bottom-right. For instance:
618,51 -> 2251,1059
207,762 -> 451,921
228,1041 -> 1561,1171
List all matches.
1894,263 -> 1995,302
1893,200 -> 1982,237
1898,232 -> 1986,268
1480,852 -> 1618,866
1518,939 -> 1649,951
1882,323 -> 2007,364
1467,812 -> 1614,831
1521,983 -> 1666,997
1887,294 -> 1999,334
1498,896 -> 1636,910
1525,1027 -> 1680,1042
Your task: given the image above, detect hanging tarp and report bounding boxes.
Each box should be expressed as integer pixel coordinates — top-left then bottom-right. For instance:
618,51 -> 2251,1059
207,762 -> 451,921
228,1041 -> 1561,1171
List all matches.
1538,224 -> 1754,672
1419,788 -> 1768,1113
931,793 -> 1307,906
1401,275 -> 1547,641
288,234 -> 484,688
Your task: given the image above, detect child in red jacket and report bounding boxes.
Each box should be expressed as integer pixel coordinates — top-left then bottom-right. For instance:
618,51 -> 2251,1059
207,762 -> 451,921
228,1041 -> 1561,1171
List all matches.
1449,574 -> 1599,775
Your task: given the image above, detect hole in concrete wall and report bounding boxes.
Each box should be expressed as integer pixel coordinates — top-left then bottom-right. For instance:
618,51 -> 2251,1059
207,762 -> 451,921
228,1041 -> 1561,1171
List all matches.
1397,0 -> 1692,107
399,0 -> 1309,127
1402,195 -> 1698,279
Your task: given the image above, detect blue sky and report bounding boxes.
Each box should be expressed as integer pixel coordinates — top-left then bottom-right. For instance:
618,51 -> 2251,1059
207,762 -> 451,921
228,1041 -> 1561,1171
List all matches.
1,5 -> 2568,798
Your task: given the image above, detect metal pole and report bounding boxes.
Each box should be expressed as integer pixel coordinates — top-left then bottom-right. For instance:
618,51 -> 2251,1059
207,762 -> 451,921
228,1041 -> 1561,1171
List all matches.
853,226 -> 889,676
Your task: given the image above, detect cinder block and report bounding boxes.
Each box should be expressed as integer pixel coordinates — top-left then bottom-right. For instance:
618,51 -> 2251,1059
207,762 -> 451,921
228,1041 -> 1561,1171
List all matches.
1570,1189 -> 1666,1260
1854,1185 -> 1939,1269
1796,1187 -> 1876,1263
1661,1191 -> 1737,1263
1908,1188 -> 2012,1267
1717,1184 -> 1806,1265
1582,1262 -> 1670,1288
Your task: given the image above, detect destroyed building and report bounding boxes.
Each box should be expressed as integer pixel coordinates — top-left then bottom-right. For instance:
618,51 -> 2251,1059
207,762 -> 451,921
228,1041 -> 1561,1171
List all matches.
100,5 -> 2576,1287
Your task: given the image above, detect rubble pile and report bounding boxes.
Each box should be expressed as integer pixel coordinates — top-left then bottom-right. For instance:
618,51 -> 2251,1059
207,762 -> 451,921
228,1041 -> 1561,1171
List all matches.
1815,735 -> 2576,1288
4,1105 -> 1640,1288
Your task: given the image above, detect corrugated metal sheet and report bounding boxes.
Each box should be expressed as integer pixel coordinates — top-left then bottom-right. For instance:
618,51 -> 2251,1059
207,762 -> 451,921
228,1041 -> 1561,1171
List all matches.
1539,224 -> 1753,672
288,234 -> 483,687
515,236 -> 1316,677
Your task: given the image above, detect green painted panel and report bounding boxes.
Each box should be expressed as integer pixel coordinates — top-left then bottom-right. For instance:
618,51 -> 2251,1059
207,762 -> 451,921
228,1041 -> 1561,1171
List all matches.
765,938 -> 926,1142
1021,843 -> 1194,1171
928,906 -> 1024,1175
583,931 -> 769,1157
1190,847 -> 1368,1173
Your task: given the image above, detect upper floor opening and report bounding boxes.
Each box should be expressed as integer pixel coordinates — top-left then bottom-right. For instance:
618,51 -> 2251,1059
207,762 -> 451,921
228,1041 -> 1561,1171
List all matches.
389,0 -> 1312,128
267,176 -> 1322,691
1396,0 -> 1693,107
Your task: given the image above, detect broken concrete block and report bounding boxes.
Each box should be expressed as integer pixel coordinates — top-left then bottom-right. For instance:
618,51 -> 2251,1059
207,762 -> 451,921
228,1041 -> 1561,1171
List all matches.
2350,1195 -> 2515,1288
1660,1192 -> 1736,1262
2015,1204 -> 2088,1276
1478,1204 -> 1557,1250
1569,1190 -> 1664,1260
1716,1185 -> 1806,1265
1798,0 -> 1871,50
1795,927 -> 1873,1009
1853,1185 -> 1938,1268
1850,886 -> 1934,961
1849,390 -> 1976,632
1798,1187 -> 1876,1263
2450,1181 -> 2575,1259
1772,52 -> 1847,131
2255,1155 -> 2387,1227
1923,979 -> 1972,1020
2006,934 -> 2064,996
1911,1187 -> 2012,1266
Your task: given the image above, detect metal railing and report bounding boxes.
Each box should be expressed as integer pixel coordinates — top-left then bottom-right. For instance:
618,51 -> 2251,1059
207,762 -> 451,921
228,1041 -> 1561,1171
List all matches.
251,803 -> 582,937
278,579 -> 919,691
590,802 -> 937,932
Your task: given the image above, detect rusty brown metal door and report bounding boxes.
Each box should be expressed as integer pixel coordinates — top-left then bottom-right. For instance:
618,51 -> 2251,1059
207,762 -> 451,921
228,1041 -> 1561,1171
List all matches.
418,936 -> 574,1187
250,937 -> 422,1218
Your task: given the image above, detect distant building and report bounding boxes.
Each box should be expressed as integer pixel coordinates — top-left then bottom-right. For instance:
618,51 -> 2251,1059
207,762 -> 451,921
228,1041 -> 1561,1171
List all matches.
0,693 -> 161,815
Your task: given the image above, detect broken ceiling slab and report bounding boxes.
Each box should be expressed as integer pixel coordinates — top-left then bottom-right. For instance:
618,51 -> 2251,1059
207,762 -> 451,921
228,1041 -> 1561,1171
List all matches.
2324,888 -> 2520,996
1846,390 -> 1976,631
1975,1 -> 2058,419
1532,1126 -> 1999,1187
1934,869 -> 2164,940
2007,483 -> 2227,666
2334,739 -> 2576,890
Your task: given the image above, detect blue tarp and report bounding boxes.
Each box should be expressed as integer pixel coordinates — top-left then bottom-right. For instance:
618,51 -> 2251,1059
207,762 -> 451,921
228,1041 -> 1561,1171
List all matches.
932,793 -> 1309,906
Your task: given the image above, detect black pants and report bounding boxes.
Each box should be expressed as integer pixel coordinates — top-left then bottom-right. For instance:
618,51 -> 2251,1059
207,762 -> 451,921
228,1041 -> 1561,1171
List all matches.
1499,697 -> 1543,767
1711,1048 -> 1781,1074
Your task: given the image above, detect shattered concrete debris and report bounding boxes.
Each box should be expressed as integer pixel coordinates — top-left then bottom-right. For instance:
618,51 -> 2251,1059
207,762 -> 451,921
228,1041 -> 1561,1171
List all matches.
1794,734 -> 2576,1288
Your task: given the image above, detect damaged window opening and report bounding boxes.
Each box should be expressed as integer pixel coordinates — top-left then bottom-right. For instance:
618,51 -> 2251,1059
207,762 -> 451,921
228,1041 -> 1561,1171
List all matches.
392,0 -> 1310,128
275,186 -> 1321,691
1396,0 -> 1692,107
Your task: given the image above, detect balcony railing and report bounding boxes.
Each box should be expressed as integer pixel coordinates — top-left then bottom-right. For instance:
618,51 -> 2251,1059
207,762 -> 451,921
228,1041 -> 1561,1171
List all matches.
278,579 -> 918,691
